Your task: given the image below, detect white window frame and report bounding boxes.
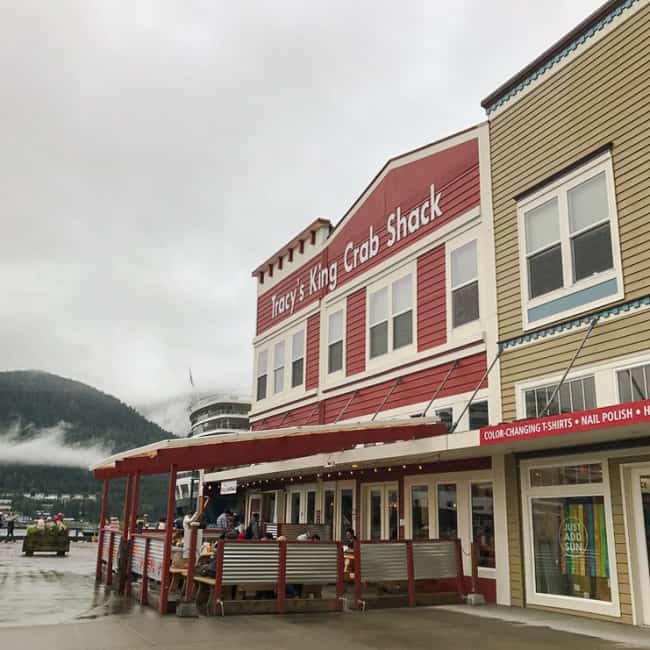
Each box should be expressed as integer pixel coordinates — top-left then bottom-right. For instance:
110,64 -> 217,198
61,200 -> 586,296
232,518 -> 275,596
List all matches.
327,307 -> 345,376
291,328 -> 305,389
521,374 -> 597,420
469,480 -> 496,570
449,239 -> 480,329
366,264 -> 417,371
614,360 -> 650,404
517,150 -> 623,331
520,453 -> 620,617
273,340 -> 285,395
255,349 -> 268,402
445,230 -> 482,343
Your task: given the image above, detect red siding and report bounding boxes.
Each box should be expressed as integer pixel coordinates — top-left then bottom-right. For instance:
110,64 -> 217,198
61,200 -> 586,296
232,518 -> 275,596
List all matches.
323,352 -> 487,423
417,244 -> 446,351
346,288 -> 366,376
252,402 -> 320,431
305,313 -> 320,391
255,138 -> 479,336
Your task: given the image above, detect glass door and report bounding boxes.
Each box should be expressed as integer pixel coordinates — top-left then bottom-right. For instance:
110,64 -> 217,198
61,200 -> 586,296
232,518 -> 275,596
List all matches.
363,483 -> 399,540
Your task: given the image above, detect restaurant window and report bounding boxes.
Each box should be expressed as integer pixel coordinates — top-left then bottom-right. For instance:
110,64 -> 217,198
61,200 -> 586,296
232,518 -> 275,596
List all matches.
369,287 -> 389,358
411,485 -> 429,539
450,240 -> 479,327
369,273 -> 414,359
291,329 -> 305,388
324,489 -> 335,528
518,152 -> 620,326
328,310 -> 343,374
256,350 -> 267,400
617,363 -> 650,403
392,274 -> 413,349
437,484 -> 457,538
273,341 -> 285,394
524,376 -> 596,419
469,401 -> 489,429
290,492 -> 300,525
471,483 -> 495,568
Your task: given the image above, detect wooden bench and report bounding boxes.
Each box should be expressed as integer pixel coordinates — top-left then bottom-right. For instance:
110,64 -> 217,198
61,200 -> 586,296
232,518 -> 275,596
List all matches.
168,567 -> 188,594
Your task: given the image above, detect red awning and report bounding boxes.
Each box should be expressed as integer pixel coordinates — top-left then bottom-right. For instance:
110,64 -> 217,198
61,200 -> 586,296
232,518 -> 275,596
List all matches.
91,418 -> 446,479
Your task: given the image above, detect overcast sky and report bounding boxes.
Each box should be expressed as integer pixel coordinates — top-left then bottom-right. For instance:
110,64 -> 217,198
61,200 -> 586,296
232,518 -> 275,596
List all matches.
0,0 -> 604,407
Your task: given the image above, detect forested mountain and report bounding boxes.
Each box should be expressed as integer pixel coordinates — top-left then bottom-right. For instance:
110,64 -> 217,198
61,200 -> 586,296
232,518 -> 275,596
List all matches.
0,371 -> 173,520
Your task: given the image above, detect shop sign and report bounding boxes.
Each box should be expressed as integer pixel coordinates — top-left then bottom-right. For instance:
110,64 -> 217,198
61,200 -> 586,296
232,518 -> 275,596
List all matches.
220,480 -> 237,495
270,183 -> 444,320
560,518 -> 588,557
480,398 -> 650,445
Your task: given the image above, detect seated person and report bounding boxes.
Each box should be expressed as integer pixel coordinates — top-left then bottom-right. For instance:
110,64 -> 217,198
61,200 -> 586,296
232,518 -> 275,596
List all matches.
343,527 -> 356,552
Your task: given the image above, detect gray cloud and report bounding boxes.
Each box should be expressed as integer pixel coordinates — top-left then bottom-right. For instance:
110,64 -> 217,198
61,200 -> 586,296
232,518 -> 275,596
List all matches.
0,421 -> 112,468
0,0 -> 603,406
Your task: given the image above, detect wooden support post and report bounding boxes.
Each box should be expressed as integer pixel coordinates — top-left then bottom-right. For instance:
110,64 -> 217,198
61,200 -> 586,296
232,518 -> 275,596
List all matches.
354,479 -> 361,540
406,540 -> 416,607
96,479 -> 110,581
140,537 -> 151,606
335,542 -> 344,611
105,531 -> 115,587
354,541 -> 363,610
277,540 -> 287,614
211,540 -> 225,615
183,523 -> 199,603
455,539 -> 465,602
471,541 -> 479,595
159,464 -> 177,614
129,471 -> 141,535
123,474 -> 133,539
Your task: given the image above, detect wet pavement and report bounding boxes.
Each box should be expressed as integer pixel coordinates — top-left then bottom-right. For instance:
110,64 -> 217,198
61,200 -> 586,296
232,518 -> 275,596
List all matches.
0,540 -> 116,627
2,541 -> 650,649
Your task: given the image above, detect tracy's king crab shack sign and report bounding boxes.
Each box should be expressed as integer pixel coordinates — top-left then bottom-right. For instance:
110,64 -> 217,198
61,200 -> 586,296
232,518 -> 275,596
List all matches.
480,399 -> 650,445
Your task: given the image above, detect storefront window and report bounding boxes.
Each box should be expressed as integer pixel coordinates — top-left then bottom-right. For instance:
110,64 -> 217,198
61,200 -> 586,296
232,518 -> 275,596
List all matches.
530,463 -> 602,487
340,489 -> 353,539
531,495 -> 611,602
471,483 -> 495,568
370,489 -> 382,539
290,492 -> 300,524
324,489 -> 335,528
306,490 -> 316,524
411,485 -> 429,539
437,484 -> 457,538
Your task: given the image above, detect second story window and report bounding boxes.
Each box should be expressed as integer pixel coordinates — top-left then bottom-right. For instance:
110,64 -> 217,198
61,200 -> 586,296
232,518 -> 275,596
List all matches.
273,341 -> 285,394
256,350 -> 267,401
524,375 -> 596,419
518,151 -> 620,327
369,287 -> 388,358
617,363 -> 650,403
450,240 -> 479,327
328,310 -> 343,373
392,274 -> 413,349
369,273 -> 414,359
291,329 -> 305,388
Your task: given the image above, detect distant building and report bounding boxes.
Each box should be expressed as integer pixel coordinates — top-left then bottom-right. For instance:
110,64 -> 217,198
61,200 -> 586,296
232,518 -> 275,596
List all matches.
175,394 -> 251,518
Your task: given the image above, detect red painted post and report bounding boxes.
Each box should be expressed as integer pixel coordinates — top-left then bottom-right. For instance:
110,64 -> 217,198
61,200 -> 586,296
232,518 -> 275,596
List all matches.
105,531 -> 115,587
95,479 -> 110,580
129,471 -> 141,535
354,540 -> 362,610
406,540 -> 416,607
277,540 -> 287,614
183,522 -> 199,602
455,539 -> 465,602
335,542 -> 344,611
123,474 -> 133,539
159,464 -> 177,615
140,537 -> 151,605
212,539 -> 225,614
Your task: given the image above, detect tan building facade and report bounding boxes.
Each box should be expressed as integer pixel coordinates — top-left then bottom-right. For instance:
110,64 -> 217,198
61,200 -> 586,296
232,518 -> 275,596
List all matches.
483,0 -> 650,625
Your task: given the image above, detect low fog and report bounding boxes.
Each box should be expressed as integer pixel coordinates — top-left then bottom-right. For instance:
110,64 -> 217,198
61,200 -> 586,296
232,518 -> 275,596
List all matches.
0,421 -> 112,468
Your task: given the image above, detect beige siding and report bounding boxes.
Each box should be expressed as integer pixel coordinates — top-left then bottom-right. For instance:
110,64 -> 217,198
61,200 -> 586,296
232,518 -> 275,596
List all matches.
500,308 -> 650,421
505,454 -> 525,607
490,7 -> 650,341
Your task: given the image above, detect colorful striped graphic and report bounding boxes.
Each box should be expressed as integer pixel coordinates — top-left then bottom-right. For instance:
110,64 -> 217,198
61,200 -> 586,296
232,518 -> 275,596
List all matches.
560,501 -> 609,579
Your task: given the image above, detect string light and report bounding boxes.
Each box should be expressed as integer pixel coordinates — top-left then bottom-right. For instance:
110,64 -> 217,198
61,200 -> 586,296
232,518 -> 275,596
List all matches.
402,465 -> 407,469
388,467 -> 392,472
373,468 -> 378,473
418,465 -> 422,470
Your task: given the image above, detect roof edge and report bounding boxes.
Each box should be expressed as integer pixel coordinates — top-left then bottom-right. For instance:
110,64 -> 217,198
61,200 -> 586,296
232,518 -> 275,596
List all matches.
481,0 -> 633,111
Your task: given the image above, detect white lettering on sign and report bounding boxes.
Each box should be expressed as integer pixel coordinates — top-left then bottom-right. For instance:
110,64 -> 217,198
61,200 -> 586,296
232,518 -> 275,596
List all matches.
561,518 -> 588,557
268,183 -> 444,321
